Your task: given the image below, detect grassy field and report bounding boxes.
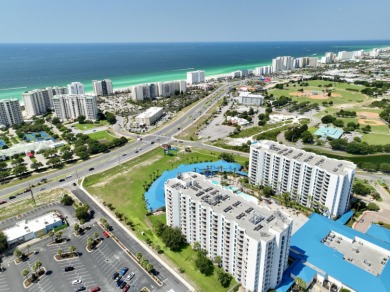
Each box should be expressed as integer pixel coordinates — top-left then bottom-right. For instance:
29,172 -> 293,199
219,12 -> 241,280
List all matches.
87,130 -> 116,143
74,121 -> 108,131
84,147 -> 246,291
231,121 -> 292,138
362,133 -> 390,145
270,80 -> 368,105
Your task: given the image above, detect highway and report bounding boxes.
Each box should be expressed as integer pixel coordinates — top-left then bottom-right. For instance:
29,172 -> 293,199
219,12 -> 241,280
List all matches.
0,81 -> 239,202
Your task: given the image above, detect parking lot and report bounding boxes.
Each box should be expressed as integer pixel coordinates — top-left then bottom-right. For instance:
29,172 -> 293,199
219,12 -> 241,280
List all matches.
0,222 -> 166,292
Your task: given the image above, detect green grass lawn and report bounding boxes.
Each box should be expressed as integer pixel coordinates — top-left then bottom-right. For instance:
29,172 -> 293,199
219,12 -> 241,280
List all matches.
362,133 -> 390,145
231,121 -> 290,138
74,121 -> 108,131
84,147 -> 245,291
87,130 -> 116,143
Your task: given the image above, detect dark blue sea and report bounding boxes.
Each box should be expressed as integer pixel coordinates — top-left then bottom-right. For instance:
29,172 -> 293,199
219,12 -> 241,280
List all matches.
0,40 -> 389,100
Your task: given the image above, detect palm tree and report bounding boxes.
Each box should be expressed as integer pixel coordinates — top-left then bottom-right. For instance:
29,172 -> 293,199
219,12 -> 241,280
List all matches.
48,230 -> 55,242
14,248 -> 22,259
294,277 -> 306,291
145,262 -> 153,272
69,245 -> 76,255
93,232 -> 99,242
74,223 -> 80,234
86,237 -> 94,249
22,269 -> 29,279
32,261 -> 42,276
55,231 -> 63,242
26,244 -> 31,255
136,252 -> 143,261
57,249 -> 63,257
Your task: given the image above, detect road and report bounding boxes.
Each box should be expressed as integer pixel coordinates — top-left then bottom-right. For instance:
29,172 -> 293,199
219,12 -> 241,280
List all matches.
0,81 -> 240,201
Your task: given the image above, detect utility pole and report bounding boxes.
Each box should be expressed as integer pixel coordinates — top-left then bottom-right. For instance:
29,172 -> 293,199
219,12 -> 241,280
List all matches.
28,182 -> 36,206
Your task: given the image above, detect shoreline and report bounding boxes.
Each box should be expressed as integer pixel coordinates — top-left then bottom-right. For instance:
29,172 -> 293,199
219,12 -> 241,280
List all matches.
1,43 -> 388,103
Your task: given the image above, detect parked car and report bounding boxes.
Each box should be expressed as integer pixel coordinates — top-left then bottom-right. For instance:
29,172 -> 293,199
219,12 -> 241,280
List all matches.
122,284 -> 130,292
150,141 -> 155,144
8,196 -> 16,200
135,150 -> 139,153
89,287 -> 100,292
103,231 -> 110,238
74,287 -> 86,292
117,278 -> 123,287
126,272 -> 135,281
120,281 -> 127,289
65,266 -> 74,272
89,168 -> 94,171
72,280 -> 82,285
59,179 -> 65,182
112,272 -> 119,280
119,267 -> 128,276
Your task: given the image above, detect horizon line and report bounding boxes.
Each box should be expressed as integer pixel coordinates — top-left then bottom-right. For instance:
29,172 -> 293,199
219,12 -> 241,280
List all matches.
1,39 -> 390,45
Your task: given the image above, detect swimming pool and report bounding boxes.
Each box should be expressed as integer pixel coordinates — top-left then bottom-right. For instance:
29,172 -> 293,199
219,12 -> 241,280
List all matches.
237,191 -> 258,204
212,180 -> 219,185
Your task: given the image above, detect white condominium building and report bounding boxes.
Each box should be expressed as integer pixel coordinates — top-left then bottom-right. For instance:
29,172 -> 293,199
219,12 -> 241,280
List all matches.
238,91 -> 263,106
165,172 -> 292,292
92,79 -> 113,96
67,82 -> 85,95
272,56 -> 294,73
0,99 -> 23,127
337,51 -> 354,61
186,70 -> 205,84
22,86 -> 67,117
135,107 -> 163,126
131,81 -> 186,100
255,66 -> 273,76
249,141 -> 356,217
52,94 -> 98,121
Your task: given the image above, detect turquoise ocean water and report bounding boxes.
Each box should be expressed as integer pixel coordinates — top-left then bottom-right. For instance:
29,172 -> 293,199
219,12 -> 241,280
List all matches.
0,41 -> 389,101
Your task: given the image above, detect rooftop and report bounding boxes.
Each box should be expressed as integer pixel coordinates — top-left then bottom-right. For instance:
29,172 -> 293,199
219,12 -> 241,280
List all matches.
136,107 -> 163,119
166,172 -> 292,242
251,140 -> 356,175
3,212 -> 62,242
280,213 -> 390,292
52,94 -> 96,100
314,126 -> 344,139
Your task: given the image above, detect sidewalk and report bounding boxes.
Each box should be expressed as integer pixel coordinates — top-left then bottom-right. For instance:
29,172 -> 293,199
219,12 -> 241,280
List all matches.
78,179 -> 195,292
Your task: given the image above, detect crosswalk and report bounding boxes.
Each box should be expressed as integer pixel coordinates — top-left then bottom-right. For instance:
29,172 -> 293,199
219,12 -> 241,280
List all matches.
0,271 -> 9,292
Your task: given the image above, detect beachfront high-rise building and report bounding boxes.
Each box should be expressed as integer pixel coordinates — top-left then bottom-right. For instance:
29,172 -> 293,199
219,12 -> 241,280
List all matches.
92,79 -> 113,96
165,172 -> 292,292
186,70 -> 205,84
0,99 -> 23,127
337,51 -> 354,61
272,56 -> 294,73
22,86 -> 67,117
52,94 -> 98,121
131,81 -> 186,100
255,66 -> 273,76
249,141 -> 356,217
67,82 -> 85,95
293,57 -> 318,69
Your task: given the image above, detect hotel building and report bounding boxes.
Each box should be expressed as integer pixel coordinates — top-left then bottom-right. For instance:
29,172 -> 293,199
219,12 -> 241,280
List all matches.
92,79 -> 113,96
272,56 -> 294,73
22,86 -> 67,117
0,99 -> 23,127
135,107 -> 163,126
186,70 -> 205,84
249,141 -> 356,217
67,82 -> 85,95
52,94 -> 98,121
131,81 -> 186,101
165,172 -> 293,292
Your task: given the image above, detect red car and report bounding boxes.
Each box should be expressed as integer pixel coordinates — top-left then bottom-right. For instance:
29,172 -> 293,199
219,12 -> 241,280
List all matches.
103,231 -> 110,238
90,287 -> 100,292
123,284 -> 130,292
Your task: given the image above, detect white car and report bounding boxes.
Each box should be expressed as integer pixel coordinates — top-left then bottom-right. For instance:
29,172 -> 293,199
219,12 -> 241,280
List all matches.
126,272 -> 135,281
72,279 -> 82,285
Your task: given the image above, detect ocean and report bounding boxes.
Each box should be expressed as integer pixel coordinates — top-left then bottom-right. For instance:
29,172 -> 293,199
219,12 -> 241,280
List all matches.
0,40 -> 389,101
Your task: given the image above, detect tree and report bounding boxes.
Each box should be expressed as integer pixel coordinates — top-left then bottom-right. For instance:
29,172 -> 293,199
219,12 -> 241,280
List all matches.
13,165 -> 28,176
86,237 -> 94,249
136,252 -> 143,261
214,255 -> 222,267
48,230 -> 55,242
106,112 -> 117,124
99,218 -> 109,229
321,115 -> 336,124
31,162 -> 44,171
0,231 -> 7,253
195,250 -> 214,276
74,223 -> 80,234
52,117 -> 61,124
22,269 -> 29,279
26,244 -> 31,254
69,245 -> 76,255
217,270 -> 232,288
380,163 -> 390,173
57,249 -> 63,257
75,204 -> 90,221
93,232 -> 99,241
367,202 -> 380,211
77,115 -> 86,124
47,157 -> 63,168
193,242 -> 201,251
144,262 -> 154,272
353,182 -> 370,196
0,161 -> 7,171
161,226 -> 185,251
61,194 -> 74,206
14,248 -> 22,258
0,171 -> 10,181
43,148 -> 57,158
263,186 -> 274,197
56,231 -> 63,242
301,131 -> 314,143
32,261 -> 42,275
294,277 -> 306,291
62,150 -> 73,161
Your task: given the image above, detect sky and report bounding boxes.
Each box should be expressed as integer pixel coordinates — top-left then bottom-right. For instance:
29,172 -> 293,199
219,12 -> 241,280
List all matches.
1,0 -> 390,43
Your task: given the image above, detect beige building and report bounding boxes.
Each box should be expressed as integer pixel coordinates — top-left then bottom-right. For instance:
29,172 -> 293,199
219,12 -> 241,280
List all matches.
135,107 -> 163,126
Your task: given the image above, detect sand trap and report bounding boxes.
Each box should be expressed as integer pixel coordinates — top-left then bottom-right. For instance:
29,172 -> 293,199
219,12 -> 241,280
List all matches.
358,119 -> 385,126
357,111 -> 380,119
289,90 -> 337,100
